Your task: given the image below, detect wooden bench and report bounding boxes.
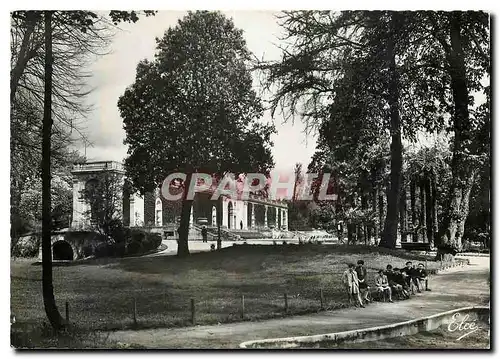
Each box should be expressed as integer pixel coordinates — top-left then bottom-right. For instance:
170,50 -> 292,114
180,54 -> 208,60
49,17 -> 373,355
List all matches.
401,242 -> 432,251
369,277 -> 430,302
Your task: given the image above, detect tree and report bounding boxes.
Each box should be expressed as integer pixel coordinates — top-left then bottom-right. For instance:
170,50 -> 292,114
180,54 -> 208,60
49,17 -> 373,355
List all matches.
41,9 -> 61,331
261,11 -> 489,250
260,11 -> 409,248
11,9 -> 156,331
80,173 -> 125,238
425,11 -> 490,255
119,11 -> 274,257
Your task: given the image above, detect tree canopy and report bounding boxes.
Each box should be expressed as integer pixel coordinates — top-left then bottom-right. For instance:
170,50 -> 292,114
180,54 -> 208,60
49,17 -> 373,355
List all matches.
119,11 -> 275,256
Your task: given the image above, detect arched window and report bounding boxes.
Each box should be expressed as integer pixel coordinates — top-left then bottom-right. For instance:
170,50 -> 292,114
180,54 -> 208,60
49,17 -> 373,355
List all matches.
155,198 -> 163,226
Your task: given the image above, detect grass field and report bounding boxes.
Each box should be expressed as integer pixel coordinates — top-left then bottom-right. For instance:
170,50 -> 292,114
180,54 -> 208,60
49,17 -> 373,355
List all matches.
11,243 -> 441,333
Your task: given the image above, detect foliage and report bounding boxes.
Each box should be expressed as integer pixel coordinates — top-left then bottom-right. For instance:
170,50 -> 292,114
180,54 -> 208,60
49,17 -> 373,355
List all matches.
11,233 -> 41,258
119,11 -> 275,256
119,11 -> 274,188
93,228 -> 162,257
80,173 -> 124,239
10,10 -> 155,239
11,9 -> 157,332
261,11 -> 489,250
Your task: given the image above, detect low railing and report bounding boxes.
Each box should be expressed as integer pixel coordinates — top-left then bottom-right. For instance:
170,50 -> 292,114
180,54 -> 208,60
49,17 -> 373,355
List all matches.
72,161 -> 124,173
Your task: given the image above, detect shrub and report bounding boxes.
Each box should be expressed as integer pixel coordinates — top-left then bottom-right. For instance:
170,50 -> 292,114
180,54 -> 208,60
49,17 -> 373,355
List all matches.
113,242 -> 126,257
126,240 -> 143,255
125,229 -> 161,255
143,232 -> 162,252
110,224 -> 131,244
94,242 -> 113,258
82,245 -> 94,258
11,233 -> 41,258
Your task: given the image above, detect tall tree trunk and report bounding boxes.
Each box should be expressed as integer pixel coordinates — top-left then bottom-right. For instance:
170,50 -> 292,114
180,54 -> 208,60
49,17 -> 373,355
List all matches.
216,197 -> 222,250
419,178 -> 427,243
410,178 -> 416,242
378,194 -> 384,240
177,173 -> 193,257
380,13 -> 403,249
437,11 -> 477,257
41,11 -> 64,330
361,193 -> 367,244
347,222 -> 353,245
399,179 -> 407,242
372,188 -> 379,240
425,171 -> 434,245
431,170 -> 439,240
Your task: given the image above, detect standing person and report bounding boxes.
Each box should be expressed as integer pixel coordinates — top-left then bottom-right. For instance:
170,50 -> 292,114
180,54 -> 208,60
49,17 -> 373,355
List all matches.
201,225 -> 208,243
411,264 -> 422,292
375,269 -> 393,302
240,220 -> 243,230
355,260 -> 370,304
342,263 -> 365,307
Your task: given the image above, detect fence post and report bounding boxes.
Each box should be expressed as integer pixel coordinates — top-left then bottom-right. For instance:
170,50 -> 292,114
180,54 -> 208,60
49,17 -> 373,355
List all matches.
191,298 -> 196,325
133,298 -> 137,326
241,294 -> 245,319
284,293 -> 289,314
65,301 -> 69,323
320,289 -> 324,310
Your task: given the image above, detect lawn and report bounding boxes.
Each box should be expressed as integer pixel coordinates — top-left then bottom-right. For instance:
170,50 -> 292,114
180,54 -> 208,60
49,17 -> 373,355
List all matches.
11,243 -> 443,333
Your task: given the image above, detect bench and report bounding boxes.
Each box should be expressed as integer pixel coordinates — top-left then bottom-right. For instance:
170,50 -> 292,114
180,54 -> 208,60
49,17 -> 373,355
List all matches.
401,242 -> 432,251
369,277 -> 430,302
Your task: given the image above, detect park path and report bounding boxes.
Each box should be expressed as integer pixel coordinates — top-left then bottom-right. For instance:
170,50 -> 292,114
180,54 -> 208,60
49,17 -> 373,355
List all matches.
107,256 -> 490,349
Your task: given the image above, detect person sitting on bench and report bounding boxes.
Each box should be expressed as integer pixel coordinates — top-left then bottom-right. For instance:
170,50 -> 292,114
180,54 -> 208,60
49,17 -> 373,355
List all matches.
401,261 -> 419,294
375,269 -> 393,302
385,265 -> 403,299
393,268 -> 410,299
415,263 -> 429,291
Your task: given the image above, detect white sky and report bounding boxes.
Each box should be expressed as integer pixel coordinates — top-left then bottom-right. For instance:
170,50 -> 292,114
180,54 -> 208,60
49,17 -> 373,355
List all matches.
77,11 -> 317,174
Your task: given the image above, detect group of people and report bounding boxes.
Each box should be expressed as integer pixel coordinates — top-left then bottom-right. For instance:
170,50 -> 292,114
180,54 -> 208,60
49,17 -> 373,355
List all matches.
341,260 -> 428,307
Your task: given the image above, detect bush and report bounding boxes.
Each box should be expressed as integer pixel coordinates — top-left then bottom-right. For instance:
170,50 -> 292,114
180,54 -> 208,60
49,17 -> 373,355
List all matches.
82,245 -> 94,258
11,234 -> 40,258
142,232 -> 162,252
125,229 -> 161,255
114,242 -> 126,257
94,228 -> 162,257
94,243 -> 113,258
109,222 -> 131,244
126,240 -> 143,255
